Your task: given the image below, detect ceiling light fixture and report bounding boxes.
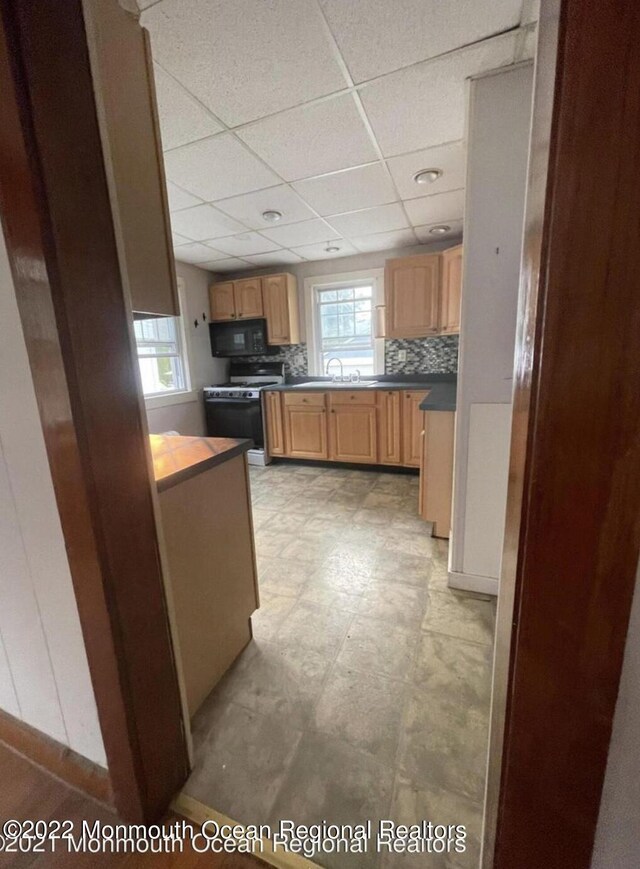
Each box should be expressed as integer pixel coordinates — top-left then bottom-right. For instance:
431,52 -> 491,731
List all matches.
324,244 -> 340,253
413,168 -> 443,185
262,210 -> 282,222
429,225 -> 451,235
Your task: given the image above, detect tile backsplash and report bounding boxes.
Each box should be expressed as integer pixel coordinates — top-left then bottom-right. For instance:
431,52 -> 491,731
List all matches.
245,335 -> 458,378
384,336 -> 459,374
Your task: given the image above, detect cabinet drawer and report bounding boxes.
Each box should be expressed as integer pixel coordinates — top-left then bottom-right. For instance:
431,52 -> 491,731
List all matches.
283,391 -> 327,407
329,390 -> 376,406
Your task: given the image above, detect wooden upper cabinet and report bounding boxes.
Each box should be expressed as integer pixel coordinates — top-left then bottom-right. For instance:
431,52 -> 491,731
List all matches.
209,282 -> 236,321
440,245 -> 463,334
83,0 -> 178,317
377,390 -> 402,465
385,254 -> 440,338
402,391 -> 426,468
264,391 -> 284,456
234,278 -> 263,319
262,274 -> 300,345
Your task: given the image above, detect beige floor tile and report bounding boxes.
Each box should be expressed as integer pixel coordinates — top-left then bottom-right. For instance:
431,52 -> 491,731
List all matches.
185,702 -> 302,826
383,776 -> 483,869
398,690 -> 489,803
413,631 -> 493,713
421,591 -> 495,646
337,615 -> 420,682
253,530 -> 297,559
353,507 -> 391,527
362,491 -> 408,510
375,550 -> 432,588
280,533 -> 334,563
384,531 -> 437,558
211,639 -> 332,730
315,664 -> 408,764
259,558 -> 314,597
251,592 -> 296,642
276,599 -> 353,657
269,730 -> 394,869
359,582 -> 428,629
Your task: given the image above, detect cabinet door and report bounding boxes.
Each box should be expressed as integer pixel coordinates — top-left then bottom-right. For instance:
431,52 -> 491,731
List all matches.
377,391 -> 402,465
440,245 -> 463,334
264,391 -> 284,456
284,408 -> 328,459
234,278 -> 263,319
329,404 -> 377,464
209,282 -> 236,321
402,391 -> 426,467
83,0 -> 178,316
262,274 -> 300,345
421,411 -> 455,538
385,254 -> 440,338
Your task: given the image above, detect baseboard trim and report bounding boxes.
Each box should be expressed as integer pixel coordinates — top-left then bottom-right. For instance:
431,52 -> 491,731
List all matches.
0,708 -> 112,806
174,793 -> 324,869
448,570 -> 499,596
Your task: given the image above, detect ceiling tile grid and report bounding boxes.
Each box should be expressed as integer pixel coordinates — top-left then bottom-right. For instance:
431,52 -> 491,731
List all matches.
139,0 -> 537,270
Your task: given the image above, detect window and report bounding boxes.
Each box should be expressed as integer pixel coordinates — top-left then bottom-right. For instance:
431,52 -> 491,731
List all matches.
134,315 -> 187,396
306,270 -> 384,376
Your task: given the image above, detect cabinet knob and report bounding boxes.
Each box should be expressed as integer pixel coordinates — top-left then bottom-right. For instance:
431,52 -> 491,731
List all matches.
331,409 -> 335,413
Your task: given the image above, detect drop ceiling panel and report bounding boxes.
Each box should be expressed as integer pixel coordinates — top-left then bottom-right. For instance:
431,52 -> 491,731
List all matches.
350,229 -> 418,253
318,0 -> 522,83
293,163 -> 397,216
327,203 -> 409,237
142,0 -> 346,126
212,232 -> 281,257
173,242 -> 228,263
237,95 -> 378,181
360,32 -> 517,156
387,142 -> 466,201
260,218 -> 339,247
214,185 -> 317,229
164,134 -> 280,201
404,189 -> 465,226
292,241 -> 358,260
211,258 -> 254,272
170,204 -> 248,241
166,181 -> 203,212
243,251 -> 305,266
153,64 -> 222,151
414,220 -> 464,242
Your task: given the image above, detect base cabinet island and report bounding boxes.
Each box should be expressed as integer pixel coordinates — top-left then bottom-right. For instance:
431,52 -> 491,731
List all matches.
150,434 -> 258,718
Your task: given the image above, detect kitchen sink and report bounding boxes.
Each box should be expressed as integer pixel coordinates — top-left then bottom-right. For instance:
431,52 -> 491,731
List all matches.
292,381 -> 379,389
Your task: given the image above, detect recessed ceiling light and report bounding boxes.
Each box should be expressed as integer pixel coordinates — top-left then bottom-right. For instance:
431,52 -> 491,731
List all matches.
413,168 -> 443,185
262,210 -> 282,222
429,225 -> 451,235
324,244 -> 340,253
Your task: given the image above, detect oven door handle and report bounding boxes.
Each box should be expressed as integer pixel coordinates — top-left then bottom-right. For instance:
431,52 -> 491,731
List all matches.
205,398 -> 260,407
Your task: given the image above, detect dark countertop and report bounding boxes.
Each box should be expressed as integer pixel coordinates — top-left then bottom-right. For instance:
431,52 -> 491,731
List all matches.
263,376 -> 457,412
150,434 -> 252,492
419,380 -> 457,412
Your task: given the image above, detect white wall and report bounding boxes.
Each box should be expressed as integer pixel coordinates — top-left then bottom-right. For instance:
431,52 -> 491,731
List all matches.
591,557 -> 640,868
145,260 -> 226,435
0,234 -> 106,766
449,63 -> 534,595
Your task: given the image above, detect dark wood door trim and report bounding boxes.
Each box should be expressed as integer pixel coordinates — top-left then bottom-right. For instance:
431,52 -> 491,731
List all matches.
492,0 -> 640,865
0,0 -> 188,821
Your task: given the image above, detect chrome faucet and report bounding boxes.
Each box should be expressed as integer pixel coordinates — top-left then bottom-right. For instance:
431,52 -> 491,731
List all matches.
350,369 -> 361,384
326,357 -> 345,382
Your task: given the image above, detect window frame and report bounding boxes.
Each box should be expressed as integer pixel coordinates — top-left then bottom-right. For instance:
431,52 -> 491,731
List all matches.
137,277 -> 194,409
304,269 -> 385,377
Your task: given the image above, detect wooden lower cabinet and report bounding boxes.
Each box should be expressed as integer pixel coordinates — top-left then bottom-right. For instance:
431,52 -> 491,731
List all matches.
329,394 -> 377,463
402,391 -> 426,467
283,392 -> 327,459
264,390 -> 284,455
265,388 -> 430,469
420,411 -> 455,538
377,390 -> 402,465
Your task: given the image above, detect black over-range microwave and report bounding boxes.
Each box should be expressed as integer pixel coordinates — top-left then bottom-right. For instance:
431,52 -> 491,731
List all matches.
209,318 -> 276,357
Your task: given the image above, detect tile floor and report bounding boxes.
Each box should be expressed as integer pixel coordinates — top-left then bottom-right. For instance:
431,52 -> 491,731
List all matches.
184,462 -> 497,869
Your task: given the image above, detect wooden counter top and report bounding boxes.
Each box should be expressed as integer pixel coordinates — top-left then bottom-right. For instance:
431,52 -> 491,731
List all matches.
150,434 -> 252,492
